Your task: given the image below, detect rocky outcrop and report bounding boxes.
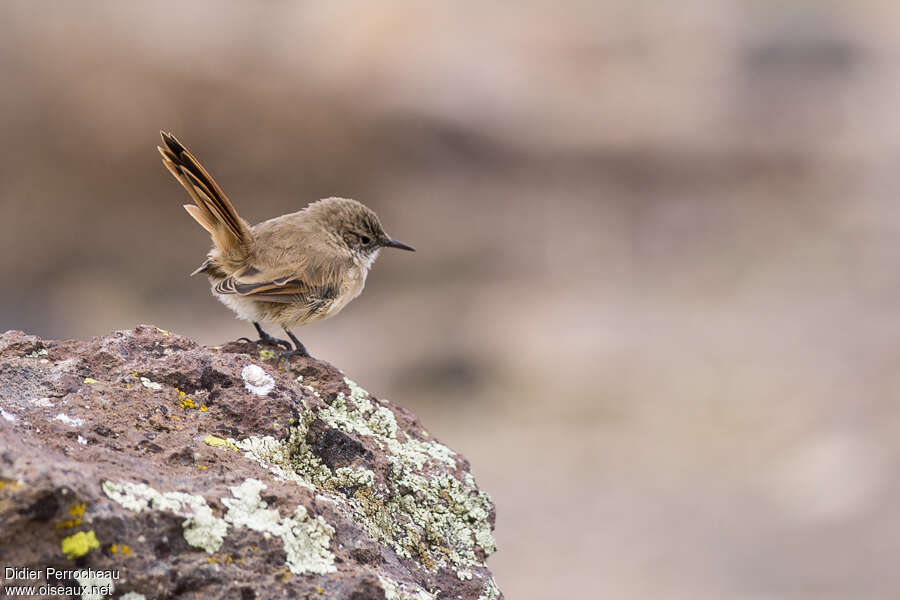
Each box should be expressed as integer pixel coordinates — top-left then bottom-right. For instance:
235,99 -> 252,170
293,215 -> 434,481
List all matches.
0,326 -> 501,599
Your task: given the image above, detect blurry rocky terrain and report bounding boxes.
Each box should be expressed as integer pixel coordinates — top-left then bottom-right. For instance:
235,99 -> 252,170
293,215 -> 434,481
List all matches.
0,327 -> 499,599
3,2 -> 900,598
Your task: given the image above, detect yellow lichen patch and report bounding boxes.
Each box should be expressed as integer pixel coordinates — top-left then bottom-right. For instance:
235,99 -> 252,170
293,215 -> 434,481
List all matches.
200,405 -> 208,412
204,435 -> 239,452
157,328 -> 171,336
316,586 -> 323,595
131,372 -> 138,378
180,397 -> 195,409
56,518 -> 82,529
83,378 -> 99,384
198,465 -> 207,470
259,349 -> 276,360
206,553 -> 233,565
109,543 -> 132,556
61,530 -> 99,559
56,504 -> 86,529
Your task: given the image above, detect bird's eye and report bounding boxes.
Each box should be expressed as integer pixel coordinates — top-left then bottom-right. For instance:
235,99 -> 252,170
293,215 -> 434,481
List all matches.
360,235 -> 371,245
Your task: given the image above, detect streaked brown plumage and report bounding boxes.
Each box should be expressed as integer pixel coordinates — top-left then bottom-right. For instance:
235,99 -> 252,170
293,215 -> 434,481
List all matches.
158,131 -> 414,358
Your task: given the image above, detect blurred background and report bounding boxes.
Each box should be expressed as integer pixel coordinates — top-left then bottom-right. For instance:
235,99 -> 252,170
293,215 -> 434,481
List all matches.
3,1 -> 900,598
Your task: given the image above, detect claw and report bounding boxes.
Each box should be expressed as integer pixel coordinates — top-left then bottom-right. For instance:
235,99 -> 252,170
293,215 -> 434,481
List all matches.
276,348 -> 311,367
237,336 -> 291,349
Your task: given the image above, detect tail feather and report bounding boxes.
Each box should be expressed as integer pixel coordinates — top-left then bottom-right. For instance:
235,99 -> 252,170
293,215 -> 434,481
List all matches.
159,131 -> 252,259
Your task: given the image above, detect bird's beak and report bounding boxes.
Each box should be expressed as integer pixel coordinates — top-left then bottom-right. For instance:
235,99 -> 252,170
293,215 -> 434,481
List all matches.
384,239 -> 416,252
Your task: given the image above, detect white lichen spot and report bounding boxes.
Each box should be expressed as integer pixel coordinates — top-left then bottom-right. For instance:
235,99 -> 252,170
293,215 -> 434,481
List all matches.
1,409 -> 16,424
101,481 -> 227,553
30,397 -> 53,408
139,377 -> 162,391
457,569 -> 473,581
74,569 -> 114,600
55,413 -> 84,427
242,364 -> 275,396
26,348 -> 48,358
222,479 -> 336,575
119,594 -> 147,600
77,435 -> 88,446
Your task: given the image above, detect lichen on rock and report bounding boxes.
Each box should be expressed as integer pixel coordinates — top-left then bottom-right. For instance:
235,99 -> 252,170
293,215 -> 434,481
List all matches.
102,480 -> 227,554
227,377 -> 497,577
0,326 -> 501,599
222,478 -> 336,575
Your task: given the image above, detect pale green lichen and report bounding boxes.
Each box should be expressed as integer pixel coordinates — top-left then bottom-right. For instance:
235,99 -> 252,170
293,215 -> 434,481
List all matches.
221,479 -> 336,575
139,377 -> 162,391
103,479 -> 335,574
101,481 -> 226,553
234,435 -> 316,489
377,574 -> 436,600
477,578 -> 502,600
219,377 -> 496,577
27,348 -> 48,358
333,466 -> 375,489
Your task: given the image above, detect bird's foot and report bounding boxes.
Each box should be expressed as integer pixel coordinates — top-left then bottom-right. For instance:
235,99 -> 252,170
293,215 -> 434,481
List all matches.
277,330 -> 311,367
237,334 -> 292,350
276,347 -> 311,367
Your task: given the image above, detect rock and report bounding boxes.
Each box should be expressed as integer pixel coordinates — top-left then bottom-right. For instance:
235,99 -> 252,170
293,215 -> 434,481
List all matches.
0,326 -> 501,599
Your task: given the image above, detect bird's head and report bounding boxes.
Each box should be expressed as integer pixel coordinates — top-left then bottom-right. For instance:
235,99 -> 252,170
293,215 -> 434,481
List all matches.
307,197 -> 415,262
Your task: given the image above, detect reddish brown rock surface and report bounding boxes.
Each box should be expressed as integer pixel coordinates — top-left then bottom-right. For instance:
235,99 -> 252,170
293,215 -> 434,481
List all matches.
0,326 -> 501,599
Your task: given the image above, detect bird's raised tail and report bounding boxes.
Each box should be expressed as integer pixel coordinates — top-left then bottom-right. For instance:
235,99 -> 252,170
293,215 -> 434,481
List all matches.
158,131 -> 253,263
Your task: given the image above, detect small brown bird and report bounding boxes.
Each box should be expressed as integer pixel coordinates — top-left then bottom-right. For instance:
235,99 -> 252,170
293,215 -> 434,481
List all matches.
158,131 -> 414,359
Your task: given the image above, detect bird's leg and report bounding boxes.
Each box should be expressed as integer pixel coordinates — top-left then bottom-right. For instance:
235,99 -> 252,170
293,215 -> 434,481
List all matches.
238,322 -> 292,350
276,328 -> 311,365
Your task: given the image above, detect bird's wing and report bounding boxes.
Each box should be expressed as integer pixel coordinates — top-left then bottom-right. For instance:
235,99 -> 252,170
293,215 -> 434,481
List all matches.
214,263 -> 341,308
